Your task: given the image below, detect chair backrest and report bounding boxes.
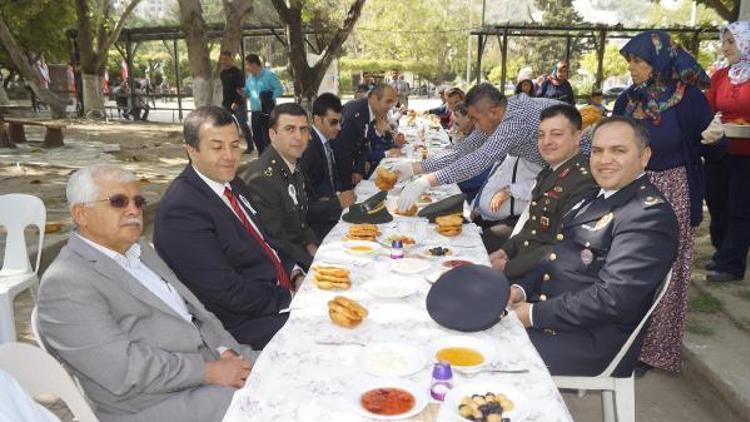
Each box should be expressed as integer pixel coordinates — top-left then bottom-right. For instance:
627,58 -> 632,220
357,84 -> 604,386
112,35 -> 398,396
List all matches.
0,342 -> 98,422
30,306 -> 47,352
0,194 -> 47,274
598,270 -> 672,377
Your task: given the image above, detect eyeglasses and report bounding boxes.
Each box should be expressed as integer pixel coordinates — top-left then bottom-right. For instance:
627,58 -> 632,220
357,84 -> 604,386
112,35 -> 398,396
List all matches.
87,194 -> 148,209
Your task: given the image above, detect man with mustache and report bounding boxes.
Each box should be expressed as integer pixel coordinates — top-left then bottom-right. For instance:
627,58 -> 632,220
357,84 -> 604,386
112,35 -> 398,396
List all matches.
37,164 -> 255,422
241,103 -> 319,270
508,116 -> 678,376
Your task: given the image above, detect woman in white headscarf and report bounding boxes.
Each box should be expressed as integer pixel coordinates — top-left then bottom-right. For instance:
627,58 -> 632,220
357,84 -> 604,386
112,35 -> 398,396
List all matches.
703,21 -> 750,283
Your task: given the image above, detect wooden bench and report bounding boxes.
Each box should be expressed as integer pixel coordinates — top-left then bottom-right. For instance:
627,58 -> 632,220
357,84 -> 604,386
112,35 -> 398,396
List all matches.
4,117 -> 67,147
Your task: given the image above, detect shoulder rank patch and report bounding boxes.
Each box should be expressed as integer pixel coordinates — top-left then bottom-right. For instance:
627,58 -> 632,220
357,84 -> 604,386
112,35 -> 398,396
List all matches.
264,167 -> 273,177
643,195 -> 664,208
559,167 -> 571,178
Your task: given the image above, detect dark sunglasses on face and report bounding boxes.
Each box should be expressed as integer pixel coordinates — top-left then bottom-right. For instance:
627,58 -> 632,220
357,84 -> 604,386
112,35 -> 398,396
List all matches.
88,194 -> 148,209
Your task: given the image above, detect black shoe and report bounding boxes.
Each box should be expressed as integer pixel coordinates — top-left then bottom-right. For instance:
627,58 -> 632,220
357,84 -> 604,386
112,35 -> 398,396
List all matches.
705,260 -> 717,271
634,362 -> 652,378
706,271 -> 743,283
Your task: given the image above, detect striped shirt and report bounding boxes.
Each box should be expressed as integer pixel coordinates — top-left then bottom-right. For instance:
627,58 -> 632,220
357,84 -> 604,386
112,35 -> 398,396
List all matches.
429,94 -> 562,185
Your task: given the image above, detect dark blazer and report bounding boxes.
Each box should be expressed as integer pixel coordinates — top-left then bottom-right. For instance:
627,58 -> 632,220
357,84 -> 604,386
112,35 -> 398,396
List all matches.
300,129 -> 344,241
516,175 -> 678,377
153,165 -> 293,350
241,146 -> 318,270
502,153 -> 597,280
332,97 -> 371,190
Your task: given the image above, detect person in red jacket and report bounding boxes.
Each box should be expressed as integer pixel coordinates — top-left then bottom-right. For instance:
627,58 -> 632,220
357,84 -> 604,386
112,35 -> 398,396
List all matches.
703,21 -> 750,283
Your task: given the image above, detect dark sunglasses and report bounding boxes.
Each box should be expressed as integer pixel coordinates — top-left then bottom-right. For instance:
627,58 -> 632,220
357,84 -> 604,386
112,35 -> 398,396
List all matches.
88,194 -> 147,209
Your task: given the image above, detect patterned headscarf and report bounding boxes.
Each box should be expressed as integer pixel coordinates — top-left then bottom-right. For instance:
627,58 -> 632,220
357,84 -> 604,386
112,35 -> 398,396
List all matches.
721,21 -> 750,85
547,61 -> 569,86
620,30 -> 710,125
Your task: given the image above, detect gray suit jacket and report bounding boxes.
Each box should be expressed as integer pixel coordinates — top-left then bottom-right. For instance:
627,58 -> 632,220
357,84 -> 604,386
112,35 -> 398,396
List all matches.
37,234 -> 254,420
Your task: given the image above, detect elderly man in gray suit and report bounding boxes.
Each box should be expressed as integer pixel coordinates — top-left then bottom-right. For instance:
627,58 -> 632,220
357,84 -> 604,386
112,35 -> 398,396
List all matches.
37,164 -> 255,422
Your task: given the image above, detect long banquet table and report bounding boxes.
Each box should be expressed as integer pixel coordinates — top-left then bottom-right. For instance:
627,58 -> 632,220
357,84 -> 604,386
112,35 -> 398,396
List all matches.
222,121 -> 573,421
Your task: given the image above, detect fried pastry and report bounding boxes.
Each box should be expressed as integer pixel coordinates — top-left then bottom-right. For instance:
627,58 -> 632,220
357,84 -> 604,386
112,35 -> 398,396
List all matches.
394,204 -> 418,216
327,295 -> 368,328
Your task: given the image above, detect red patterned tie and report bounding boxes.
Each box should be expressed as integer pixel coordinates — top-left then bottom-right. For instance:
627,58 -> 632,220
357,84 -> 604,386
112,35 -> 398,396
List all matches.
223,187 -> 292,290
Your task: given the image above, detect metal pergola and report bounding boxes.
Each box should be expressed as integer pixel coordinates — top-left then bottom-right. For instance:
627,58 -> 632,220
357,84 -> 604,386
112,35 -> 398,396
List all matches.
471,23 -> 721,92
69,24 -> 317,120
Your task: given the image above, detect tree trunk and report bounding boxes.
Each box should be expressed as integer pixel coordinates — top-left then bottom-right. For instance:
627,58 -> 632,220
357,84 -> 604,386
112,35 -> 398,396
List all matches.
0,83 -> 9,104
178,0 -> 214,107
0,116 -> 13,148
0,14 -> 68,119
82,74 -> 105,117
220,0 -> 253,56
271,0 -> 366,104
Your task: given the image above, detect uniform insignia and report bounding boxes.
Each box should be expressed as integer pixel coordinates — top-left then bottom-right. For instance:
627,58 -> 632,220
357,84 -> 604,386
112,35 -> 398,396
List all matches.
545,189 -> 559,199
288,184 -> 299,206
540,215 -> 550,231
264,167 -> 273,177
643,195 -> 663,207
580,248 -> 594,265
554,186 -> 563,193
271,159 -> 277,164
594,212 -> 614,230
559,168 -> 571,178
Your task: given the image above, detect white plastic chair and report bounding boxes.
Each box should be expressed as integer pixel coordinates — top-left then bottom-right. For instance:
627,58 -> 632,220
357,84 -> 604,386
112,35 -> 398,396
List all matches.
0,193 -> 46,343
0,342 -> 98,422
553,270 -> 672,422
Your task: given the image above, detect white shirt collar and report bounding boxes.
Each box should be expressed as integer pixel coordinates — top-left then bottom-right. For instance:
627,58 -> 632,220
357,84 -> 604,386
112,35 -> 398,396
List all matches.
192,165 -> 231,197
597,172 -> 646,199
76,232 -> 141,267
550,152 -> 579,171
313,125 -> 328,145
367,101 -> 376,123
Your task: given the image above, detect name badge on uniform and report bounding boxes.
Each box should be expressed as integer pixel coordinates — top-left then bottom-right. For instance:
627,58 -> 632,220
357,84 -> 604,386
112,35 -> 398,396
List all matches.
288,184 -> 299,206
238,194 -> 257,215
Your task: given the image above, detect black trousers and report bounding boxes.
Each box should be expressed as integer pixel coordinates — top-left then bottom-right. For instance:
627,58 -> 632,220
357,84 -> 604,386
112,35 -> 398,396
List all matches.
474,215 -> 519,252
250,111 -> 270,154
708,154 -> 750,277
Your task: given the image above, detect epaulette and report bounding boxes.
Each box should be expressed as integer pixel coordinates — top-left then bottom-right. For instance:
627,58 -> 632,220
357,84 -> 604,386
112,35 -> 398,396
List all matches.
637,184 -> 666,208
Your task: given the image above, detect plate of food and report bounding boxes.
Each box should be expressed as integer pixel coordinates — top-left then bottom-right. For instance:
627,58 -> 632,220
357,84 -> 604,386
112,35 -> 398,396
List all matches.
441,257 -> 475,269
385,234 -> 418,248
391,257 -> 431,275
723,120 -> 750,138
361,342 -> 426,377
420,246 -> 453,258
439,382 -> 529,422
363,278 -> 418,299
350,377 -> 429,420
416,193 -> 434,206
430,335 -> 496,370
342,240 -> 382,255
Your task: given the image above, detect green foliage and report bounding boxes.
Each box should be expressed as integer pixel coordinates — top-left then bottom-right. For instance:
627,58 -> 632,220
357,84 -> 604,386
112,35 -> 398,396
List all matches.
689,293 -> 724,314
0,0 -> 76,67
345,0 -> 478,82
579,44 -> 628,79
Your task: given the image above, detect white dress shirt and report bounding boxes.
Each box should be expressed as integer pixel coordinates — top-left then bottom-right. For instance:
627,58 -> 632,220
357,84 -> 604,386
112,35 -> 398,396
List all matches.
76,234 -> 192,322
474,155 -> 542,221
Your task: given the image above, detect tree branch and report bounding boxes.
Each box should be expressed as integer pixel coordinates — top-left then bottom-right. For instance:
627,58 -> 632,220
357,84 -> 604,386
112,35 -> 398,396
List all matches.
95,0 -> 144,69
699,0 -> 738,21
314,0 -> 366,76
269,0 -> 292,24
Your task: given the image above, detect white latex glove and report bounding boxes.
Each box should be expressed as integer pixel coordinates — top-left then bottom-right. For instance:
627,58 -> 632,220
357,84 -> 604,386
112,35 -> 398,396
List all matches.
701,113 -> 724,145
392,161 -> 415,181
397,176 -> 431,212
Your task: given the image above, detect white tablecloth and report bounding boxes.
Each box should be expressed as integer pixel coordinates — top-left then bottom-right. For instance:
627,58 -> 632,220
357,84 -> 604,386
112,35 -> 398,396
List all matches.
222,124 -> 573,422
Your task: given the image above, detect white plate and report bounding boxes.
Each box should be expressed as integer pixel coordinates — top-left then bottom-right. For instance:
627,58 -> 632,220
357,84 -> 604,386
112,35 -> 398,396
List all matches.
391,257 -> 431,275
438,382 -> 529,422
341,240 -> 382,255
723,123 -> 750,138
429,335 -> 496,370
440,257 -> 477,270
349,377 -> 429,420
363,279 -> 417,299
361,342 -> 426,377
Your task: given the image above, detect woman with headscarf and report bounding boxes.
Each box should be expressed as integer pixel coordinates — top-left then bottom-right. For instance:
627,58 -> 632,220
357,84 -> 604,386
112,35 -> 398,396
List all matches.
613,30 -> 713,374
537,60 -> 575,104
515,79 -> 536,97
703,21 -> 750,283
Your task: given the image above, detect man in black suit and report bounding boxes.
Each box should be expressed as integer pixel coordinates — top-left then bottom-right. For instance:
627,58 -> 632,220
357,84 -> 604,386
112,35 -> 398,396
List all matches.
219,51 -> 252,153
154,106 -> 304,350
300,93 -> 357,241
509,116 -> 678,376
332,83 -> 398,190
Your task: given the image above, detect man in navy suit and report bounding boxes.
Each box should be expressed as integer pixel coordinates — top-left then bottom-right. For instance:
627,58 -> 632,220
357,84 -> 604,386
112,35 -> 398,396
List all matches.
509,116 -> 678,376
300,93 -> 357,241
331,83 -> 398,190
154,106 -> 305,350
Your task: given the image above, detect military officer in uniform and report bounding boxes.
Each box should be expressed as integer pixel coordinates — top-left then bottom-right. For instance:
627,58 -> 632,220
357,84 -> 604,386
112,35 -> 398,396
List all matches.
242,103 -> 318,270
490,104 -> 598,280
509,116 -> 678,376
